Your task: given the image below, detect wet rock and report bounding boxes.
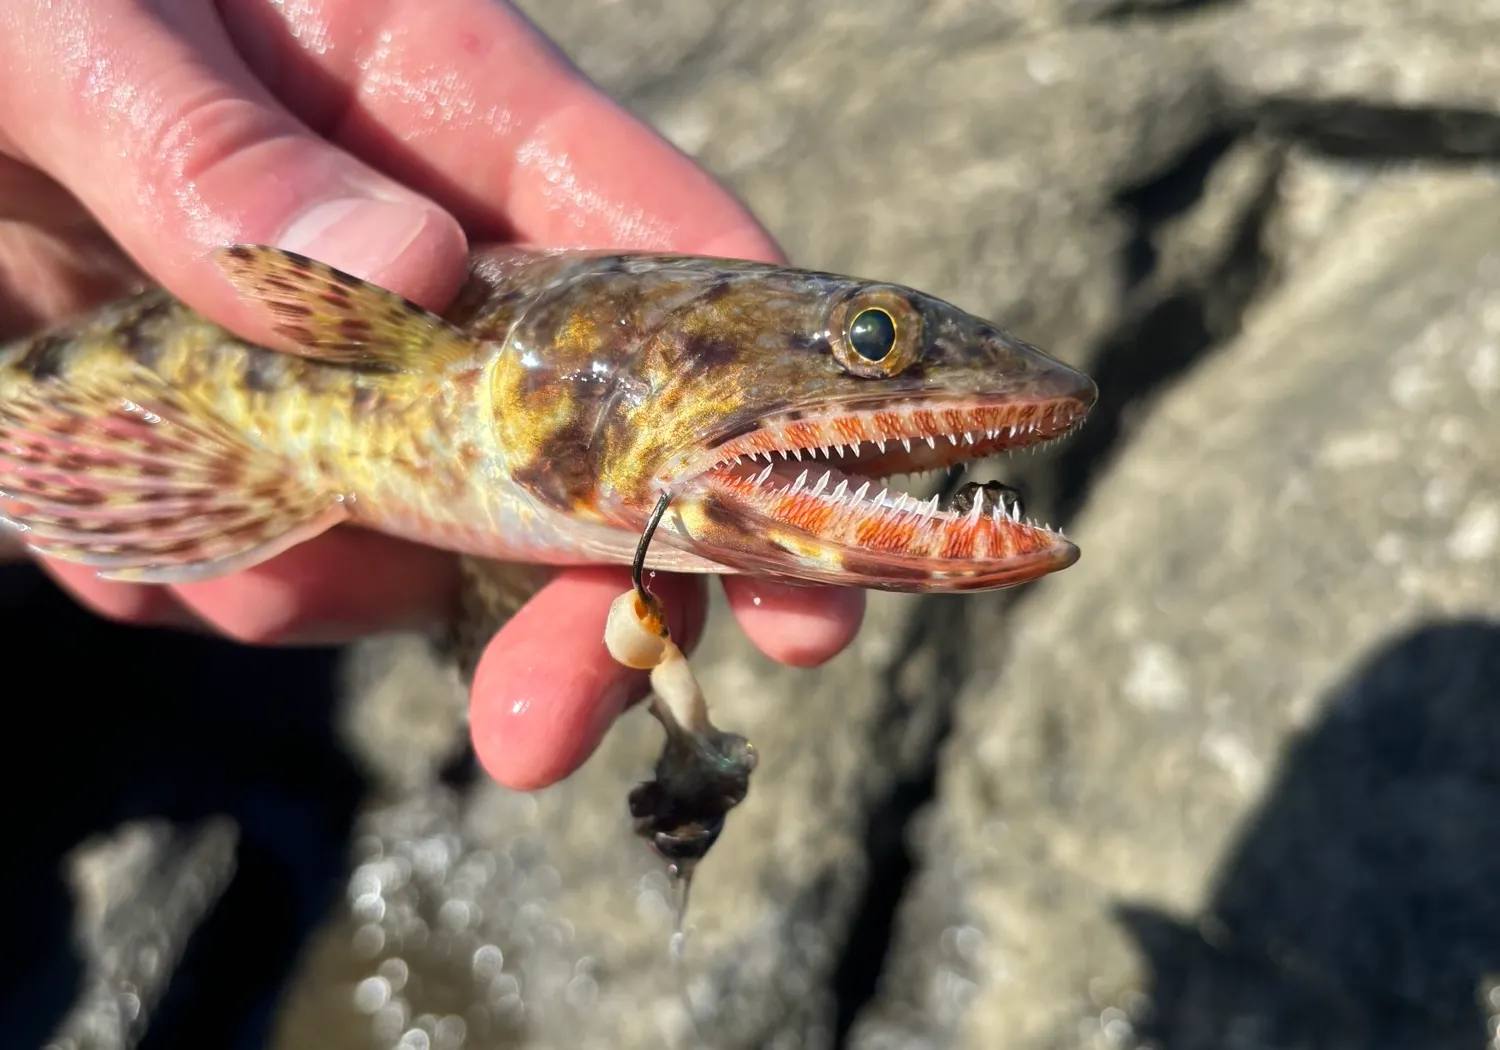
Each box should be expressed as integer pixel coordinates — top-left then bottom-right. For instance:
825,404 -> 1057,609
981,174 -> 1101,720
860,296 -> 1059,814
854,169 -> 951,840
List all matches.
48,820 -> 238,1050
274,589 -> 948,1050
1212,2 -> 1500,156
0,561 -> 364,1050
851,169 -> 1500,1049
336,635 -> 470,796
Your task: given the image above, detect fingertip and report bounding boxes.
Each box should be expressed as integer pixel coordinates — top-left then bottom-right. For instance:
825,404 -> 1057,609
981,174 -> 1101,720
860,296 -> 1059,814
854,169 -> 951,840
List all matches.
723,578 -> 866,668
39,559 -> 200,630
169,527 -> 459,646
470,568 -> 706,791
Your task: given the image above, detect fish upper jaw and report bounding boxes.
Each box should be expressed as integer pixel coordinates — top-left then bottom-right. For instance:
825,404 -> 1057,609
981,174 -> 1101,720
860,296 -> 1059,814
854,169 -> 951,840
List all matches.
652,364 -> 1097,593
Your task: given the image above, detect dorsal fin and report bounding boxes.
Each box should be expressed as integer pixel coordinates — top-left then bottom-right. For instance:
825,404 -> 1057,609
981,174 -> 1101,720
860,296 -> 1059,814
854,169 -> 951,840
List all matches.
214,245 -> 471,373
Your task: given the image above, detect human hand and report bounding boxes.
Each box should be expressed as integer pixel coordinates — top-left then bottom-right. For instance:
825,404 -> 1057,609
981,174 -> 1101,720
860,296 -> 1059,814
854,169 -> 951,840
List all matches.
0,0 -> 865,788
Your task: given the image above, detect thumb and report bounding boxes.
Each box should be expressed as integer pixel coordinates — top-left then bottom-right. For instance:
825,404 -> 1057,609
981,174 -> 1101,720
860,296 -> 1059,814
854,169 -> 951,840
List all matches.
0,0 -> 468,339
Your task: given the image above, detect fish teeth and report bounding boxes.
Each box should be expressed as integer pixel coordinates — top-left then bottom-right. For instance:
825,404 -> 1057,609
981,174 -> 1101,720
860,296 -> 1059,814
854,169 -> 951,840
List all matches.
831,479 -> 848,502
946,434 -> 958,446
811,471 -> 831,498
902,438 -> 912,453
754,463 -> 773,485
852,481 -> 870,504
876,439 -> 887,454
968,497 -> 984,523
790,469 -> 809,496
926,435 -> 936,449
963,431 -> 975,444
791,447 -> 802,461
923,493 -> 941,516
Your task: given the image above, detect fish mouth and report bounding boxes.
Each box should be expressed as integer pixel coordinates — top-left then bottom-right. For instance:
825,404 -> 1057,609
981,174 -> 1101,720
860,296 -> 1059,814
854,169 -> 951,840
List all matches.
673,384 -> 1096,592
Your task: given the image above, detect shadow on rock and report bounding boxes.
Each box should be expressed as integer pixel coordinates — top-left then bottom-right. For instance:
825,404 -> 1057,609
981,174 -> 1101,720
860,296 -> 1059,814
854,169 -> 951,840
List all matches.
0,562 -> 367,1050
1119,618 -> 1500,1049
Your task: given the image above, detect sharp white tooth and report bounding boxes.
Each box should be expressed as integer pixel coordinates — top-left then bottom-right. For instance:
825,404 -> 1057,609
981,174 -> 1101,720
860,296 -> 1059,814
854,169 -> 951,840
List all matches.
791,447 -> 802,461
947,434 -> 958,446
832,480 -> 849,502
790,469 -> 809,495
926,435 -> 936,449
811,471 -> 831,497
876,439 -> 887,454
873,487 -> 889,507
893,493 -> 911,512
734,455 -> 743,465
992,503 -> 1003,522
968,497 -> 984,523
902,438 -> 912,453
963,431 -> 975,444
925,494 -> 942,516
853,481 -> 870,504
754,463 -> 773,485
1011,501 -> 1021,521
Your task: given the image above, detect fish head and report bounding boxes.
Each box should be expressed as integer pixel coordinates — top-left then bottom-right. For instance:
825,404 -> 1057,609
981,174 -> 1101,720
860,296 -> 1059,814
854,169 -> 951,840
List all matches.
493,254 -> 1096,593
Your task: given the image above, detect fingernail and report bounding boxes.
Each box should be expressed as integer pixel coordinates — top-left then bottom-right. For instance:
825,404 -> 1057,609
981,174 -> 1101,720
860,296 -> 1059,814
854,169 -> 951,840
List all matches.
276,197 -> 431,282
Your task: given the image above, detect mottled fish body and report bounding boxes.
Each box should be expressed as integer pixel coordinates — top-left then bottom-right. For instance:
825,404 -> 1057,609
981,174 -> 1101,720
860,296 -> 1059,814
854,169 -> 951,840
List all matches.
0,245 -> 1095,593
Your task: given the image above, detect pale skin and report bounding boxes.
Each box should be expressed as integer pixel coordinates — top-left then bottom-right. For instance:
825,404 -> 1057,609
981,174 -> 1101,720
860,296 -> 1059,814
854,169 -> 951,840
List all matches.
0,0 -> 866,789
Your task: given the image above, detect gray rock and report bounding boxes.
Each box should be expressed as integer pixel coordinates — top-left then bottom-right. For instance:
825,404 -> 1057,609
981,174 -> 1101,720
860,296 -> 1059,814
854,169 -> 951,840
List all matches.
48,819 -> 238,1050
1212,2 -> 1500,154
275,588 -> 947,1050
851,168 -> 1500,1050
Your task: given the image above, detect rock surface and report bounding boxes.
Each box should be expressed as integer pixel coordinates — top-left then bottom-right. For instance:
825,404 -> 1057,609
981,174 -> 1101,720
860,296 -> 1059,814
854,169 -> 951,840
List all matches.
850,166 -> 1500,1050
14,2 -> 1500,1049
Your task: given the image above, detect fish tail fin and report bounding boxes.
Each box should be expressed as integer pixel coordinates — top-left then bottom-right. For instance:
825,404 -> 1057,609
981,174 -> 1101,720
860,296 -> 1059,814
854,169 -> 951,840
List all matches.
0,361 -> 347,584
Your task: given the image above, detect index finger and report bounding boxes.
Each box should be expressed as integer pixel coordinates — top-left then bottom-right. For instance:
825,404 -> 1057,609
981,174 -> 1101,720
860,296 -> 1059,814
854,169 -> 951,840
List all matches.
220,0 -> 783,260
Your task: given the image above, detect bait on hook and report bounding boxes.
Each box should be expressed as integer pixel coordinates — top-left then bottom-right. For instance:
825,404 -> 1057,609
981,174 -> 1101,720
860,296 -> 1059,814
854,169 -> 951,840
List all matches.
603,491 -> 758,899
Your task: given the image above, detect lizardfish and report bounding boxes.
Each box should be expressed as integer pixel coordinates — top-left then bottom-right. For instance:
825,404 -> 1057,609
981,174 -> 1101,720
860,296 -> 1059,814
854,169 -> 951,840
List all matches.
0,246 -> 1096,595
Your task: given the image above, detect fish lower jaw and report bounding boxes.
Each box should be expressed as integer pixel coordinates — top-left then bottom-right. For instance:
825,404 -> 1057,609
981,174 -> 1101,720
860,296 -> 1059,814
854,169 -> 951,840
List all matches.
701,456 -> 1072,574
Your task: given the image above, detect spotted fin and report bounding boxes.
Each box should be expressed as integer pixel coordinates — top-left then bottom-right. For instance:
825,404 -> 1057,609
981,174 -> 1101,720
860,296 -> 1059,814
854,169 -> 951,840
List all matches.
214,245 -> 471,373
0,367 -> 347,584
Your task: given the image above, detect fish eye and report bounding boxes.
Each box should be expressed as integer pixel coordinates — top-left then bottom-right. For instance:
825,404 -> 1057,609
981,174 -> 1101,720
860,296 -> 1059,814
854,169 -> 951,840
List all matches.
830,287 -> 922,378
848,308 -> 897,361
